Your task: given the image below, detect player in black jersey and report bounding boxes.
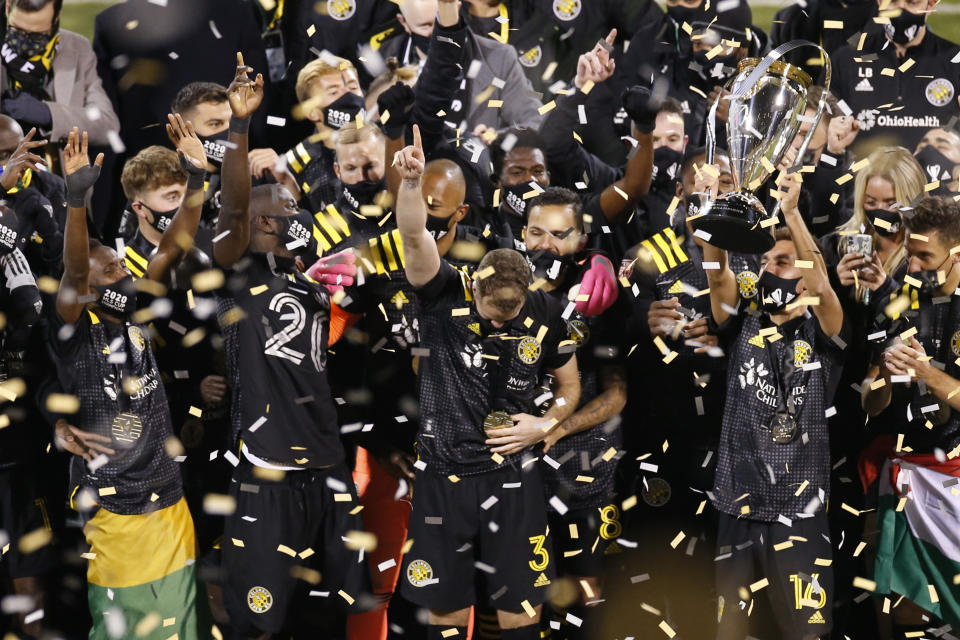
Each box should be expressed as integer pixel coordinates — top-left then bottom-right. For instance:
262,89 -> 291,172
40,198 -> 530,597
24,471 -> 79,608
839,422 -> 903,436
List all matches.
518,187 -> 627,639
119,146 -> 189,280
211,53 -> 369,638
52,120 -> 210,639
392,127 -> 581,640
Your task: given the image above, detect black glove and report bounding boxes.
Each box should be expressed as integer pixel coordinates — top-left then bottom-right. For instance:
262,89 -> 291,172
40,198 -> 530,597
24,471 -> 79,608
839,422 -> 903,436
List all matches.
65,166 -> 101,207
376,83 -> 415,139
2,92 -> 52,128
621,86 -> 660,134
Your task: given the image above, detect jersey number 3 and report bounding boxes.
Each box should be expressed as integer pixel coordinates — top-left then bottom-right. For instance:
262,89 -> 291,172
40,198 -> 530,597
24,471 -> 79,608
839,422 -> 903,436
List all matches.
264,292 -> 327,372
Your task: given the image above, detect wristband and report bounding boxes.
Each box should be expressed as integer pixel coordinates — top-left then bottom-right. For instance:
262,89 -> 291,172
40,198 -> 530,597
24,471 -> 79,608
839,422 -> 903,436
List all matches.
186,171 -> 205,190
66,193 -> 86,207
229,116 -> 250,134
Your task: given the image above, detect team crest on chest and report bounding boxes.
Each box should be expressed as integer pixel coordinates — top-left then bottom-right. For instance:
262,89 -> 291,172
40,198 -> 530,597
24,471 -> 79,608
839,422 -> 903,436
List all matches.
518,336 -> 542,364
553,0 -> 581,20
737,271 -> 759,299
407,559 -> 434,587
127,326 -> 146,352
520,45 -> 543,67
568,319 -> 590,346
247,586 -> 273,613
951,330 -> 960,357
327,0 -> 356,20
926,78 -> 955,107
793,339 -> 812,367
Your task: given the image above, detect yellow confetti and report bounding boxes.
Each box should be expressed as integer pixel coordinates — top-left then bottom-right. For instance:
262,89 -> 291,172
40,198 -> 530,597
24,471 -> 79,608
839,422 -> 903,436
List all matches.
537,101 -> 556,115
750,578 -> 769,592
853,577 -> 877,592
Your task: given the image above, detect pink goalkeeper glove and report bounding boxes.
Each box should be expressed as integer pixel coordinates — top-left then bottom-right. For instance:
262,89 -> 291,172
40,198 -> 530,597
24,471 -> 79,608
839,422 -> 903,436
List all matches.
575,254 -> 618,317
306,251 -> 358,294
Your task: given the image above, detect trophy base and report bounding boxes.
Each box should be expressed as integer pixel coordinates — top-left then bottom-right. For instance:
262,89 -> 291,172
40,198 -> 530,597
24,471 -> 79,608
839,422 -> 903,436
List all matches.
689,192 -> 776,255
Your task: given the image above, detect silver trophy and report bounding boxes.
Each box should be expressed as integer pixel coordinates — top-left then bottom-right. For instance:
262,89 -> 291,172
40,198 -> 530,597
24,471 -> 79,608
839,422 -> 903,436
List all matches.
691,41 -> 832,254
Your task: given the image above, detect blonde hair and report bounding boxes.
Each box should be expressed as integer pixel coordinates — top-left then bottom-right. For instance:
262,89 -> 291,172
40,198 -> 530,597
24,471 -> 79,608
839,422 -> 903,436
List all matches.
839,146 -> 925,276
334,121 -> 385,147
295,56 -> 358,103
367,57 -> 418,103
121,146 -> 187,200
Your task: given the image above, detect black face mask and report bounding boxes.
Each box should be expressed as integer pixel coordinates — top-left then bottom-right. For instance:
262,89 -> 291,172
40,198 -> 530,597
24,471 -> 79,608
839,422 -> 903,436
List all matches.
269,209 -> 319,260
199,132 -> 229,168
137,203 -> 176,233
652,147 -> 684,186
884,8 -> 926,44
528,249 -> 574,282
758,270 -> 801,313
92,275 -> 137,319
426,213 -> 455,241
411,32 -> 431,56
693,49 -> 738,82
865,207 -> 902,238
915,145 -> 957,186
502,182 -> 535,218
912,255 -> 953,297
342,179 -> 386,211
4,25 -> 52,59
323,92 -> 365,130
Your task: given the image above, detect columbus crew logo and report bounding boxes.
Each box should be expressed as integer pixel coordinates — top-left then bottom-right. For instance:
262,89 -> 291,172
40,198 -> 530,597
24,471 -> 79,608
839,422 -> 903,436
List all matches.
951,330 -> 960,357
518,336 -> 542,364
552,0 -> 581,20
406,560 -> 433,587
856,109 -> 878,132
247,586 -> 273,613
327,0 -> 356,20
127,326 -> 146,352
568,319 -> 590,346
641,477 -> 672,507
793,339 -> 812,367
519,45 -> 542,68
926,78 -> 955,107
736,270 -> 759,299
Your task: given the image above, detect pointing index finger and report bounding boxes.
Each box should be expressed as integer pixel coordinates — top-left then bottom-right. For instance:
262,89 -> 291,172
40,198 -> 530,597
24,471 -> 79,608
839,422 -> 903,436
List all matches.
605,28 -> 617,45
412,124 -> 422,152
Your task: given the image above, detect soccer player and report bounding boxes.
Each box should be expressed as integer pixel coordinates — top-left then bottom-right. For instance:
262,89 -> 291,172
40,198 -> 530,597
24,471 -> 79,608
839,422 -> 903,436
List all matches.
392,126 -> 581,640
51,120 -> 209,639
703,172 -> 846,640
211,53 -> 368,638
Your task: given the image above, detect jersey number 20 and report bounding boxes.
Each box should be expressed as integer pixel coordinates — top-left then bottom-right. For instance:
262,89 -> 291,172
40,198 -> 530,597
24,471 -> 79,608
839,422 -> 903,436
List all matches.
264,292 -> 327,372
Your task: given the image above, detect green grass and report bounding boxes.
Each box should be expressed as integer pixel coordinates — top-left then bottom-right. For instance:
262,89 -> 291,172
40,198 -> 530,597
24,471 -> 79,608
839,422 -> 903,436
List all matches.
60,2 -> 960,55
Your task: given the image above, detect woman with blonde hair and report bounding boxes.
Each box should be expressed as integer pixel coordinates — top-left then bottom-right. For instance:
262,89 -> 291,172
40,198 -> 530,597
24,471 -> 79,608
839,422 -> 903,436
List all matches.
832,146 -> 926,302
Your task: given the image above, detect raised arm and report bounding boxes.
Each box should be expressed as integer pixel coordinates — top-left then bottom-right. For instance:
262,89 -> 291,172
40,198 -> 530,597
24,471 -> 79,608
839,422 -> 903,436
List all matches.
146,114 -> 208,284
56,128 -> 104,324
696,166 -> 739,325
394,125 -> 440,287
779,171 -> 843,337
598,86 -> 656,223
213,52 -> 264,269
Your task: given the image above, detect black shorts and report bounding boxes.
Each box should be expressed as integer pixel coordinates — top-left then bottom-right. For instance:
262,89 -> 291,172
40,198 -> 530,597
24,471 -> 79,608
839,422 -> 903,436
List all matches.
715,510 -> 833,640
0,466 -> 58,579
221,461 -> 371,635
548,505 -> 621,578
400,464 -> 554,613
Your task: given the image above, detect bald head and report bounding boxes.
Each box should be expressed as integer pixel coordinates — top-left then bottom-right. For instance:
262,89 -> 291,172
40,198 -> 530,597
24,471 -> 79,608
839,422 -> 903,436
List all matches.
0,115 -> 24,162
399,0 -> 436,36
424,158 -> 465,203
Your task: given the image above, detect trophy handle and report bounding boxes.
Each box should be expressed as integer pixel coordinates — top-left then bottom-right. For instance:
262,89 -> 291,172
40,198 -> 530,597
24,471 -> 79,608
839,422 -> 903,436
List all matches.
705,40 -> 832,212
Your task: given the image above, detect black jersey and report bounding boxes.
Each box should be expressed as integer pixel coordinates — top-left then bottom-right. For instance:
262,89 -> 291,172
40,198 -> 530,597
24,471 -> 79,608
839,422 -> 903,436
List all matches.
123,231 -> 157,280
284,138 -> 340,214
50,310 -> 182,515
711,311 -> 846,521
871,289 -> 960,453
833,27 -> 960,150
216,252 -> 342,468
312,192 -> 395,257
540,256 -> 624,510
415,260 -> 574,475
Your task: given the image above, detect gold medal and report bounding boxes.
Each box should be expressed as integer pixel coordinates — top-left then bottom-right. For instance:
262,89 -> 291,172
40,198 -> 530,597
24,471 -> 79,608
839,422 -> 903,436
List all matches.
483,410 -> 514,437
111,412 -> 143,445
